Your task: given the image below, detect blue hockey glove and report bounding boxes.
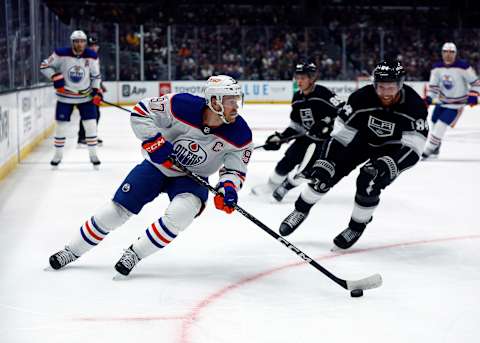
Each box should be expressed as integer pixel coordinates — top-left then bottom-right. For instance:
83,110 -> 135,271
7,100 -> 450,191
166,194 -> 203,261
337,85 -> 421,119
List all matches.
214,181 -> 238,214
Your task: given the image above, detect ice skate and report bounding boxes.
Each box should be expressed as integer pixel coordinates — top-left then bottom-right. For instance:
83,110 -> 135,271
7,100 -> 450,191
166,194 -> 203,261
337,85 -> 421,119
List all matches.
114,246 -> 141,277
279,209 -> 308,236
48,246 -> 79,270
50,150 -> 63,167
333,220 -> 368,249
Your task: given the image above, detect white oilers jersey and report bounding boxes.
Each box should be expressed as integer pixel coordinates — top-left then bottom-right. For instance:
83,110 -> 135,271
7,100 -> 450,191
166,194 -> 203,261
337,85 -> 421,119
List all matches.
427,60 -> 480,109
40,47 -> 101,104
130,93 -> 253,189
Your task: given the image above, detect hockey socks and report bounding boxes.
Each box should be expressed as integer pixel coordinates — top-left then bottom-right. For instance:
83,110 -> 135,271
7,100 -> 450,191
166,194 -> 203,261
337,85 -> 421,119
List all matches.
132,218 -> 178,259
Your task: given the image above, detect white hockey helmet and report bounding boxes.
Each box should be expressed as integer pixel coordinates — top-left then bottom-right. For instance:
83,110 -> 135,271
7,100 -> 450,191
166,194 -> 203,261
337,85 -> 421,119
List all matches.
70,30 -> 87,41
204,75 -> 243,124
441,42 -> 457,53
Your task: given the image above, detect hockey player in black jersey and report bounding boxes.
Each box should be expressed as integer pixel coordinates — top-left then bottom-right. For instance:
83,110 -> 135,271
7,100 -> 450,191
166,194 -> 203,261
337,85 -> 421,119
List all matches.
262,62 -> 344,201
279,60 -> 429,249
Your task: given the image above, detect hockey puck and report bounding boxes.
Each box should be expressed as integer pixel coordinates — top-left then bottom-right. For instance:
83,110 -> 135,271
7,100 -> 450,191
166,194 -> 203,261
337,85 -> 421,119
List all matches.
350,289 -> 364,297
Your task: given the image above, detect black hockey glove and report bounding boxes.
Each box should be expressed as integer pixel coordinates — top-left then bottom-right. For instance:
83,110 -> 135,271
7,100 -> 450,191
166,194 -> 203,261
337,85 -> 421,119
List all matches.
306,117 -> 333,141
305,159 -> 335,193
263,132 -> 283,151
359,156 -> 398,194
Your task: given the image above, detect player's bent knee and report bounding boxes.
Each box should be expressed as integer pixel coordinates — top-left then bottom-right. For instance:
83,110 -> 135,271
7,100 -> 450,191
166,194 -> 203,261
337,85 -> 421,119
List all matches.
162,193 -> 202,234
82,119 -> 97,137
94,201 -> 133,232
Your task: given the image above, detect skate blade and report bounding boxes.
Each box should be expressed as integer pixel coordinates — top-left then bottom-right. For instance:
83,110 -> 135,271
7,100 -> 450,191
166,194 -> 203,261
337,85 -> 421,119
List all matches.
43,265 -> 54,271
112,273 -> 130,281
92,164 -> 100,170
330,245 -> 348,253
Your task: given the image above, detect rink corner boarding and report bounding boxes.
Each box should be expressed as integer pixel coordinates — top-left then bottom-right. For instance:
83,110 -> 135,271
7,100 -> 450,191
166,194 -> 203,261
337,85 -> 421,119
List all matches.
0,80 -> 427,181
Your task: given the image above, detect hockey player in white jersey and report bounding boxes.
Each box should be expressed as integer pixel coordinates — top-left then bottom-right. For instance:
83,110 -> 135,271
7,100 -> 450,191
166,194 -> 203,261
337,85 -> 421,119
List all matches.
40,30 -> 102,167
423,42 -> 480,158
48,75 -> 253,276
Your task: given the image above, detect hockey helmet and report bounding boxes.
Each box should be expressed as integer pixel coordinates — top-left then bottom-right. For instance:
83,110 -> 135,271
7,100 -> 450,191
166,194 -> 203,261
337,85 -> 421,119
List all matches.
295,62 -> 317,77
204,75 -> 243,124
70,30 -> 87,41
441,42 -> 457,52
88,35 -> 98,46
373,60 -> 406,89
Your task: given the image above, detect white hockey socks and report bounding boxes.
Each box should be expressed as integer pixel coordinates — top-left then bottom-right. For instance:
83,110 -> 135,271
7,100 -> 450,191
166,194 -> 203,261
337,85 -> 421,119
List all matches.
350,201 -> 378,225
82,119 -> 100,164
51,121 -> 68,164
68,201 -> 132,256
132,193 -> 202,259
424,121 -> 448,154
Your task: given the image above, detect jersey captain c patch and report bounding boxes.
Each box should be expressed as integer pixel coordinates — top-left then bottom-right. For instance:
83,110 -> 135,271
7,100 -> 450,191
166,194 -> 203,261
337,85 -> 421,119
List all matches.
368,116 -> 395,137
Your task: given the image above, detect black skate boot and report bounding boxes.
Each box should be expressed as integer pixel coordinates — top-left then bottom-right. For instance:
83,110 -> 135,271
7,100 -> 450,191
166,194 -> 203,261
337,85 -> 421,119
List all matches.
115,246 -> 141,276
333,219 -> 370,249
89,151 -> 101,168
50,150 -> 63,167
279,210 -> 309,236
272,179 -> 296,202
49,246 -> 79,270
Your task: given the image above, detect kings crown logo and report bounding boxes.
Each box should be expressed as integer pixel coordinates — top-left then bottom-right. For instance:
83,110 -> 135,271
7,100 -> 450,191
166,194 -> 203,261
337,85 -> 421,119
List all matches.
368,116 -> 395,137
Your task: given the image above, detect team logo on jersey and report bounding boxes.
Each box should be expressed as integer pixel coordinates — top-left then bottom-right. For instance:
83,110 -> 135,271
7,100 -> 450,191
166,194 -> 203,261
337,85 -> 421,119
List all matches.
173,139 -> 207,167
68,65 -> 85,83
299,108 -> 314,129
442,75 -> 454,90
368,116 -> 395,137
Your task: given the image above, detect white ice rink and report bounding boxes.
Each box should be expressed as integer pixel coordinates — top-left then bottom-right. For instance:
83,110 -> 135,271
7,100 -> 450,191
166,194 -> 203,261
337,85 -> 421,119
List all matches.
1,103 -> 479,343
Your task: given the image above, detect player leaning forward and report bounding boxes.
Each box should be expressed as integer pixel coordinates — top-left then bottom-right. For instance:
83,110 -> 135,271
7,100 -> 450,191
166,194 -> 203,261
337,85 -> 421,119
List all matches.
279,60 -> 429,249
40,30 -> 103,167
48,76 -> 253,275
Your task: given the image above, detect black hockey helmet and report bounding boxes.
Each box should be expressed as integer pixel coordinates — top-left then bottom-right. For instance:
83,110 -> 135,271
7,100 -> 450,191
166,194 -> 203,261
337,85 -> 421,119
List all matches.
87,35 -> 98,46
295,61 -> 317,77
373,60 -> 406,89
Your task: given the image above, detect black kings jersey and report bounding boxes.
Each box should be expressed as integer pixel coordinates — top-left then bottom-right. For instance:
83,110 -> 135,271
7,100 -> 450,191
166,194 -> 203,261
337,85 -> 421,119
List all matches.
287,84 -> 343,135
329,84 -> 428,171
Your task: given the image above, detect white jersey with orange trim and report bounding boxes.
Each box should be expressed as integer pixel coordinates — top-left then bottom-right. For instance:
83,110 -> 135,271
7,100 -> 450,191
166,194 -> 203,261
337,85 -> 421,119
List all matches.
40,47 -> 101,104
130,93 -> 253,189
427,60 -> 480,109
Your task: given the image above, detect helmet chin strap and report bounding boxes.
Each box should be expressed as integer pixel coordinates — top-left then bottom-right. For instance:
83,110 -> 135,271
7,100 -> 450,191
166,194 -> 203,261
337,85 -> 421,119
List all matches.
208,97 -> 231,124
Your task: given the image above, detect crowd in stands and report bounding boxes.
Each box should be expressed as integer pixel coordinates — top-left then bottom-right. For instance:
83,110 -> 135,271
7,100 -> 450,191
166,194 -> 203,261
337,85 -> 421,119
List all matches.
86,4 -> 479,82
3,2 -> 480,91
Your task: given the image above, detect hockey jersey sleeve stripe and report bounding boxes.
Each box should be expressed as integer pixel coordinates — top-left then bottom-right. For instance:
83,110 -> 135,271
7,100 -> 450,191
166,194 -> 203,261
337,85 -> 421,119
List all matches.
133,105 -> 148,117
331,117 -> 358,146
400,131 -> 426,156
138,100 -> 150,114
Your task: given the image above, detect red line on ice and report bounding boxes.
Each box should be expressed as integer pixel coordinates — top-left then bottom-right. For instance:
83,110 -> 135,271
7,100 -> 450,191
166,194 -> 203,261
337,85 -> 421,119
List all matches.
178,234 -> 480,343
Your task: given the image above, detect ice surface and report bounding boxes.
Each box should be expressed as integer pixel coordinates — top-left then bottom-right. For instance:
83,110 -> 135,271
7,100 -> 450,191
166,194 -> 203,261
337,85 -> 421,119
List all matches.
0,103 -> 479,343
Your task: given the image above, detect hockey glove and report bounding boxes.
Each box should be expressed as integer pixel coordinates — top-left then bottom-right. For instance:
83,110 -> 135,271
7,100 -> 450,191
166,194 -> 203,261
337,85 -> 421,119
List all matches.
424,96 -> 433,106
359,156 -> 398,194
142,133 -> 174,166
51,73 -> 65,92
306,117 -> 332,141
467,92 -> 478,107
91,88 -> 103,106
263,132 -> 284,151
214,181 -> 238,214
305,159 -> 335,193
